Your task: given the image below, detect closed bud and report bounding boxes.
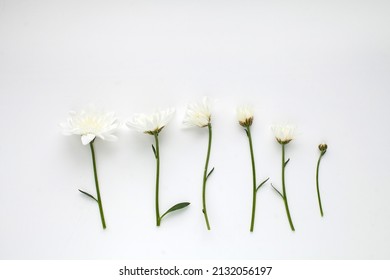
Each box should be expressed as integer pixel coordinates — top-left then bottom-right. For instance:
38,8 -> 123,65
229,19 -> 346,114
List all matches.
319,143 -> 328,152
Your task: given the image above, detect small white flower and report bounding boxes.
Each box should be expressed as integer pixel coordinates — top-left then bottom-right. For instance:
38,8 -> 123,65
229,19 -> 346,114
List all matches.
183,97 -> 212,128
271,124 -> 295,144
61,105 -> 119,145
127,108 -> 175,134
237,105 -> 254,127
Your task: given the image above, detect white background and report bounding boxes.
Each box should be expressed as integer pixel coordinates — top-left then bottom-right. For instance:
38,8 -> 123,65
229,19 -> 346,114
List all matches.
0,0 -> 389,259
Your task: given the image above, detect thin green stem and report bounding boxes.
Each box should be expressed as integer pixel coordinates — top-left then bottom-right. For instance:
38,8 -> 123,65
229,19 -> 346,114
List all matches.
247,126 -> 257,232
316,153 -> 324,217
282,144 -> 295,231
202,123 -> 212,230
154,133 -> 161,226
89,141 -> 106,230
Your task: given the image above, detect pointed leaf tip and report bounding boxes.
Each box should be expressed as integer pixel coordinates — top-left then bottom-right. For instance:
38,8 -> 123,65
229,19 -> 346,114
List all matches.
160,202 -> 190,220
78,189 -> 98,202
256,177 -> 270,192
152,144 -> 157,158
284,158 -> 290,167
270,183 -> 284,199
206,167 -> 215,180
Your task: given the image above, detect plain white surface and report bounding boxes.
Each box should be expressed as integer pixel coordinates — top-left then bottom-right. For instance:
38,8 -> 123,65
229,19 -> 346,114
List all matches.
0,0 -> 389,259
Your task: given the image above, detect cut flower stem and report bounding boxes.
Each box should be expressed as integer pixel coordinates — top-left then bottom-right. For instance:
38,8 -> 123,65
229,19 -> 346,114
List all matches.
89,141 -> 107,229
316,147 -> 327,217
247,126 -> 257,232
154,133 -> 161,226
281,144 -> 295,231
152,132 -> 190,227
202,123 -> 213,230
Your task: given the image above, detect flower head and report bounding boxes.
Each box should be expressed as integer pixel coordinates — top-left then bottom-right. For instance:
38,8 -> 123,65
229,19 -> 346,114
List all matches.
60,105 -> 119,145
271,124 -> 295,144
318,143 -> 328,153
237,105 -> 254,127
127,108 -> 175,135
183,97 -> 212,128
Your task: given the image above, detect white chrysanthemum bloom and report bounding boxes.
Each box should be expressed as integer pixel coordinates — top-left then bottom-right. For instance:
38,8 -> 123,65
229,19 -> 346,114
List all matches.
127,108 -> 175,135
271,124 -> 295,144
61,105 -> 119,145
183,97 -> 212,128
237,105 -> 254,127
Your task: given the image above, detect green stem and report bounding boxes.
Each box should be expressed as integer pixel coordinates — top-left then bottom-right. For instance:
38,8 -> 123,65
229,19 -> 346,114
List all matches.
89,141 -> 106,230
202,123 -> 212,230
154,133 -> 161,226
316,153 -> 324,217
282,144 -> 295,231
247,126 -> 257,232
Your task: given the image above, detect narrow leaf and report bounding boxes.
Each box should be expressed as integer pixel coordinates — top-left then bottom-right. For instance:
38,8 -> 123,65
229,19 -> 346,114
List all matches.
244,128 -> 249,137
78,189 -> 98,202
206,167 -> 215,180
284,158 -> 290,167
152,144 -> 157,158
256,177 -> 270,192
270,183 -> 284,199
160,202 -> 190,220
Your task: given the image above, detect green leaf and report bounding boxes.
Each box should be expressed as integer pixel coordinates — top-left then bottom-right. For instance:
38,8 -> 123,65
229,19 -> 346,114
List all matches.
256,177 -> 270,192
270,183 -> 284,199
160,202 -> 190,220
206,167 -> 215,180
284,158 -> 290,167
244,128 -> 249,137
152,144 -> 157,158
78,189 -> 98,202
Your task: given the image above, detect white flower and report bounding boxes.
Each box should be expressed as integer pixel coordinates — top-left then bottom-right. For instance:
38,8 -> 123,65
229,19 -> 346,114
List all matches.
237,105 -> 254,127
271,124 -> 295,144
183,97 -> 212,128
127,108 -> 175,134
61,105 -> 119,145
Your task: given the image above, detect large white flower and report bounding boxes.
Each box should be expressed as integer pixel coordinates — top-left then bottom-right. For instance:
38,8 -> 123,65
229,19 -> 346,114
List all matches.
237,105 -> 254,127
183,97 -> 212,128
61,105 -> 119,145
127,108 -> 175,134
271,124 -> 295,144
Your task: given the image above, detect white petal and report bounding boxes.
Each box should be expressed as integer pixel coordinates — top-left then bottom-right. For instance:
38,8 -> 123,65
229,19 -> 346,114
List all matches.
183,98 -> 211,128
81,134 -> 96,145
127,109 -> 175,133
61,105 -> 119,143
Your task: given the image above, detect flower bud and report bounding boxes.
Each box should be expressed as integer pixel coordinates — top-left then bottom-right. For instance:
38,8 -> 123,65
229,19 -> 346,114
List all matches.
318,143 -> 328,152
237,106 -> 254,127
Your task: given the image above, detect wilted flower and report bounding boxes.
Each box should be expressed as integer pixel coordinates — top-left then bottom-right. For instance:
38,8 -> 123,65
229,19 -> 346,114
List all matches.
271,124 -> 295,144
237,105 -> 254,127
127,108 -> 175,135
60,105 -> 119,145
183,97 -> 211,128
